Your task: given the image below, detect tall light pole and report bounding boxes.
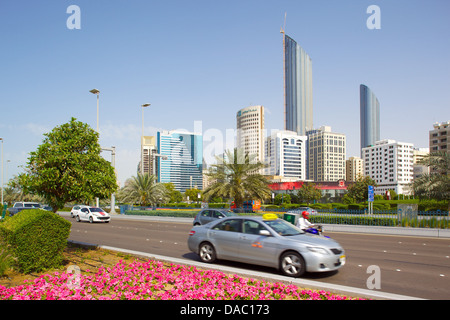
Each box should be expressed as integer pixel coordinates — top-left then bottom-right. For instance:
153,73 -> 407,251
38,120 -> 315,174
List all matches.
89,89 -> 100,133
90,89 -> 100,207
141,103 -> 150,174
102,147 -> 116,214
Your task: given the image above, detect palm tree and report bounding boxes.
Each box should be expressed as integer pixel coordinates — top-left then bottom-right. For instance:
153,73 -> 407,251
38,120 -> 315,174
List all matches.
118,173 -> 169,206
203,148 -> 272,208
412,151 -> 450,210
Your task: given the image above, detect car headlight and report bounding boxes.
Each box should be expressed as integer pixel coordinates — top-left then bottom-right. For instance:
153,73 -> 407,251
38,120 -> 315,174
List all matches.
307,247 -> 329,255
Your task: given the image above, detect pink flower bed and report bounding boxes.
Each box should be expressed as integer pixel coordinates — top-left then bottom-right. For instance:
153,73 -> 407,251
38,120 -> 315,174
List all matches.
0,259 -> 363,300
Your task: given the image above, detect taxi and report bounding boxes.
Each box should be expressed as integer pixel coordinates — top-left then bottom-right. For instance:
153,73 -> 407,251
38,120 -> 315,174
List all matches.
188,214 -> 345,277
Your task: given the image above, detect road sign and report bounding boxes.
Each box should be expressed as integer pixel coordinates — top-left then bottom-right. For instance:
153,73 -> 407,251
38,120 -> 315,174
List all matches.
368,185 -> 374,202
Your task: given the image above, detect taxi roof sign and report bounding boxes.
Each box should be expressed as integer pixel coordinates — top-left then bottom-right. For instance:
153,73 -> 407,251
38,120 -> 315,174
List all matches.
262,213 -> 278,221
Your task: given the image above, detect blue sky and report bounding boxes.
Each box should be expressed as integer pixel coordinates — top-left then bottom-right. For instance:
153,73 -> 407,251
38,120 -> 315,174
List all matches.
1,0 -> 449,187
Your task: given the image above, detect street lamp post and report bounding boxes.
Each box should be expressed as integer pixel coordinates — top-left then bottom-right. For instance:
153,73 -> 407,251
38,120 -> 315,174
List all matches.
90,89 -> 100,207
141,103 -> 150,174
102,147 -> 116,214
90,89 -> 100,133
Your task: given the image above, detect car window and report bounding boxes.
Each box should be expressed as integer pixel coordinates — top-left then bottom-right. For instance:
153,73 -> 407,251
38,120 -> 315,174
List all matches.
90,208 -> 105,212
221,210 -> 237,217
211,210 -> 223,218
243,220 -> 268,235
74,206 -> 80,210
81,208 -> 88,213
201,210 -> 210,217
264,219 -> 303,236
213,219 -> 242,232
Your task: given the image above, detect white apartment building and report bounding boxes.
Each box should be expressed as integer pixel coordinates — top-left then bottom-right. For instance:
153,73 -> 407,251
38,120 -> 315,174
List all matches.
236,105 -> 265,166
346,156 -> 364,182
362,139 -> 414,195
307,126 -> 346,182
265,130 -> 307,180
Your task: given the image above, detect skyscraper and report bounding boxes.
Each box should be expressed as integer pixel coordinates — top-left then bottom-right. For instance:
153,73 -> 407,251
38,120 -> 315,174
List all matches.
282,33 -> 313,136
139,136 -> 157,175
236,105 -> 265,167
360,84 -> 380,152
157,130 -> 203,192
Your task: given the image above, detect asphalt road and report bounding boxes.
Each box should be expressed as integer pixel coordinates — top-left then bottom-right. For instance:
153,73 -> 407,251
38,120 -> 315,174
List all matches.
64,214 -> 450,300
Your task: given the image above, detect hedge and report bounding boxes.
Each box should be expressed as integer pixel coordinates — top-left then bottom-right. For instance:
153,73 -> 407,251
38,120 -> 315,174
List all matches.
0,209 -> 71,274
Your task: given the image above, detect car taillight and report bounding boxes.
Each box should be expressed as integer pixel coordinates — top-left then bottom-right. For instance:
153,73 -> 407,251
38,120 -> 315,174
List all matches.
189,230 -> 196,236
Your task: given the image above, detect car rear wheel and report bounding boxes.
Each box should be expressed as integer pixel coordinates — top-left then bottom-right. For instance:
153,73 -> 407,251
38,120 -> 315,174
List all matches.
280,251 -> 306,277
199,242 -> 216,263
89,216 -> 93,223
76,215 -> 81,222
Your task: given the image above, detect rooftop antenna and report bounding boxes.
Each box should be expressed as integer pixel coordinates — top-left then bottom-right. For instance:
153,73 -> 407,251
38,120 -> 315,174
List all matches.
281,12 -> 287,130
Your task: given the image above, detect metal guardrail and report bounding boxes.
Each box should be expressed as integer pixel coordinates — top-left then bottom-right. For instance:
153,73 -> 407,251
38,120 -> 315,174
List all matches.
283,209 -> 449,229
119,205 -> 449,229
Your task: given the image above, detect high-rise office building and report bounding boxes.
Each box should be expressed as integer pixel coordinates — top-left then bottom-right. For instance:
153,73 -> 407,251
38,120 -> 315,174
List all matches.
265,130 -> 307,180
236,105 -> 265,167
362,139 -> 414,195
157,130 -> 203,192
360,84 -> 380,152
283,34 -> 313,136
307,126 -> 346,182
139,136 -> 157,175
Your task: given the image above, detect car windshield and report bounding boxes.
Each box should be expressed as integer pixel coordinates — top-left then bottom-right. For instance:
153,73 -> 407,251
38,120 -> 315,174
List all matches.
219,210 -> 237,217
90,207 -> 105,212
24,203 -> 40,208
264,219 -> 304,236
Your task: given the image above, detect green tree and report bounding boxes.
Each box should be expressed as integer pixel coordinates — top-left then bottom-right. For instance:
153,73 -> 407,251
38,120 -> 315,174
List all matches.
161,183 -> 183,203
274,193 -> 291,205
19,118 -> 118,212
119,173 -> 169,206
297,183 -> 322,204
185,188 -> 203,203
412,151 -> 450,210
346,175 -> 377,203
203,148 -> 272,208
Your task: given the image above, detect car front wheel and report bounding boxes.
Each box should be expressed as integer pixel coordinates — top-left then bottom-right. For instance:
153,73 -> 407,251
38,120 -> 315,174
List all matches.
199,242 -> 216,263
280,251 -> 306,277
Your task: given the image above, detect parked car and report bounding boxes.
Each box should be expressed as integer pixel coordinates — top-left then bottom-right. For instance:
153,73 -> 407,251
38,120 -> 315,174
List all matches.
8,202 -> 43,216
188,214 -> 345,278
70,205 -> 90,218
74,206 -> 111,223
193,209 -> 237,226
294,207 -> 318,215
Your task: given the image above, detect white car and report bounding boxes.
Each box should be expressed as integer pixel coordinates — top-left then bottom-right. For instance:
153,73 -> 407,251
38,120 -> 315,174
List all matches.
70,205 -> 89,218
75,207 -> 111,223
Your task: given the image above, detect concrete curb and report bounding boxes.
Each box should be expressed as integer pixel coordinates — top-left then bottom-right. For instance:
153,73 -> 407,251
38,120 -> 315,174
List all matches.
68,240 -> 425,301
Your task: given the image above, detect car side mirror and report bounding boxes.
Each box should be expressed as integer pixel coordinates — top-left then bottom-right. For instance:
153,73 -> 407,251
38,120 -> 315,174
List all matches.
259,230 -> 271,236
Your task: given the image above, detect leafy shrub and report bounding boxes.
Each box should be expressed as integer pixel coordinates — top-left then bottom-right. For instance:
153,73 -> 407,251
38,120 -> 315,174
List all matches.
0,209 -> 71,274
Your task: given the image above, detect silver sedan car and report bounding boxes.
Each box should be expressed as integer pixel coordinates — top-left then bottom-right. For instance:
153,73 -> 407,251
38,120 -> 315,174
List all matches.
188,214 -> 345,277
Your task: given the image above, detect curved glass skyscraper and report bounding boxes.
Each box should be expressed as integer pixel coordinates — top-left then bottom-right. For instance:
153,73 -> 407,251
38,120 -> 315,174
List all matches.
360,84 -> 380,151
283,34 -> 313,136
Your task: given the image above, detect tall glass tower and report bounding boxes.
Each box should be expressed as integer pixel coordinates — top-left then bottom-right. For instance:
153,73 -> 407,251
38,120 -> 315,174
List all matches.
360,84 -> 380,152
283,34 -> 313,136
157,130 -> 203,192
